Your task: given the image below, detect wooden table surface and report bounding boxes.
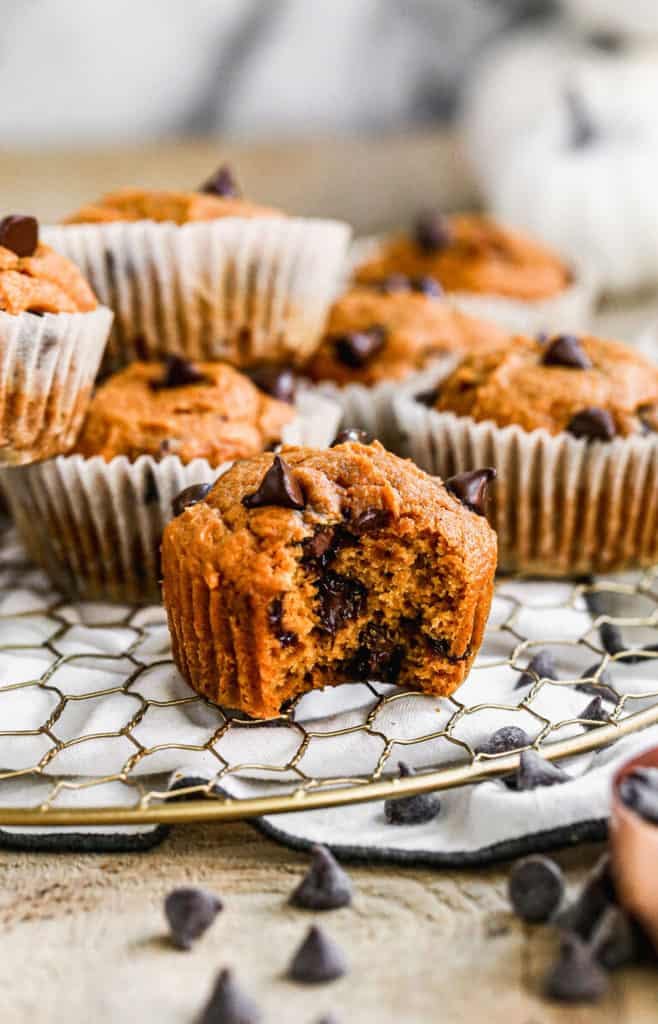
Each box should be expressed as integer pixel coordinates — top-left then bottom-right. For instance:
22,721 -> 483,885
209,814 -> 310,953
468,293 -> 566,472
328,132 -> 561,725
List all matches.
1,133 -> 657,1022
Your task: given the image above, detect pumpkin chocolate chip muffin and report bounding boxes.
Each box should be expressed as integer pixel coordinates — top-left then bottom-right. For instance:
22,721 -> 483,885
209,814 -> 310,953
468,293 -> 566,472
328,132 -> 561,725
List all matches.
0,213 -> 112,464
45,163 -> 350,372
162,441 -> 497,719
398,332 -> 658,576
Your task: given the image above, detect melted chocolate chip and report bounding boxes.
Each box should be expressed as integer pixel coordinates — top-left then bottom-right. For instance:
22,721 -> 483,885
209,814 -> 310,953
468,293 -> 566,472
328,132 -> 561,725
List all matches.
347,625 -> 403,683
544,933 -> 608,1003
333,326 -> 387,368
315,572 -> 366,634
351,508 -> 391,534
199,968 -> 262,1024
413,210 -> 452,253
514,750 -> 571,791
331,428 -> 371,446
164,887 -> 223,950
0,214 -> 38,258
619,767 -> 658,824
199,163 -> 241,198
542,334 -> 592,370
288,925 -> 348,984
172,482 -> 213,517
565,87 -> 599,150
424,635 -> 451,658
567,408 -> 616,442
267,596 -> 297,647
445,468 -> 496,516
289,844 -> 353,911
384,762 -> 441,825
515,649 -> 558,690
302,527 -> 337,567
599,620 -> 625,656
244,363 -> 296,403
242,456 -> 305,511
508,855 -> 565,923
149,355 -> 210,391
479,725 -> 530,756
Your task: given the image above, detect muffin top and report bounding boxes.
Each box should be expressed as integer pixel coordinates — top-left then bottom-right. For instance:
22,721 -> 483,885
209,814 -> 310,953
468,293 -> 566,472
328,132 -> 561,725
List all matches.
434,333 -> 658,439
64,164 -> 281,225
75,358 -> 295,465
0,215 -> 97,315
355,213 -> 571,301
304,282 -> 508,386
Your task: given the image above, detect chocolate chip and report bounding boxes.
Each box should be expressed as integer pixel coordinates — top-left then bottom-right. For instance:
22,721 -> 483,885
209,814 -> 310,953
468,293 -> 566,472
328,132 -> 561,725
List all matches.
565,87 -> 599,150
149,355 -> 210,391
591,906 -> 639,971
580,696 -> 612,726
384,762 -> 441,825
0,214 -> 38,258
515,649 -> 558,690
558,855 -> 616,940
577,665 -> 618,705
199,968 -> 262,1024
347,626 -> 403,684
333,326 -> 387,368
243,455 -> 305,511
542,334 -> 592,370
478,725 -> 531,756
445,468 -> 496,516
199,163 -> 241,198
378,274 -> 410,293
331,428 -> 371,446
289,844 -> 353,911
424,635 -> 451,657
513,750 -> 570,791
508,856 -> 565,923
411,275 -> 443,297
172,482 -> 213,517
350,508 -> 391,534
413,210 -> 452,253
267,596 -> 296,647
164,887 -> 223,950
544,933 -> 608,1003
619,767 -> 658,824
288,925 -> 348,984
315,572 -> 366,634
599,620 -> 625,656
302,527 -> 337,567
244,363 -> 296,403
567,408 -> 616,442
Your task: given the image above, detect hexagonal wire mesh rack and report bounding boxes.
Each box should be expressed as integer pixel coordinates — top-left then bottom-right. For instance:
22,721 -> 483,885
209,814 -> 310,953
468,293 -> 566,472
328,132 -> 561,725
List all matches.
0,516 -> 658,830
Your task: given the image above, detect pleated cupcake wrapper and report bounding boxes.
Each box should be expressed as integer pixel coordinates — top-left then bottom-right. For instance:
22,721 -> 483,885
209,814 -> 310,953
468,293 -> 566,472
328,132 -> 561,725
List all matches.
43,217 -> 351,372
0,306 -> 113,466
395,394 -> 658,576
0,391 -> 342,604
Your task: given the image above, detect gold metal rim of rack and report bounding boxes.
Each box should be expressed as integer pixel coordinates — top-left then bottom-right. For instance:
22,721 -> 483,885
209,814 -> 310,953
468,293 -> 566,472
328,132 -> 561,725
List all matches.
2,701 -> 656,828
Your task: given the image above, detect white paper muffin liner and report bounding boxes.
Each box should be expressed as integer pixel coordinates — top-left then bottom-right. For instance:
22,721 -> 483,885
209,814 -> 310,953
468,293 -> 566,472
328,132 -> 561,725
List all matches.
0,306 -> 113,466
0,391 -> 341,604
43,217 -> 351,372
395,393 -> 658,576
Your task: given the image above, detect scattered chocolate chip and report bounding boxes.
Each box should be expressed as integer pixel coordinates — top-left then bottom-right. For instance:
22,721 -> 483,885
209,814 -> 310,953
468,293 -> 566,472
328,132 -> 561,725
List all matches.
199,968 -> 262,1024
508,855 -> 565,923
542,334 -> 592,370
244,363 -> 296,403
172,482 -> 213,517
478,726 -> 531,756
331,428 -> 371,446
514,750 -> 571,791
243,455 -> 305,511
619,767 -> 658,824
378,273 -> 410,293
565,87 -> 599,150
544,933 -> 608,1003
0,214 -> 38,258
289,844 -> 353,911
577,665 -> 618,705
413,210 -> 452,253
333,326 -> 387,368
384,762 -> 441,825
315,572 -> 366,634
558,855 -> 615,940
445,468 -> 496,516
411,275 -> 443,297
149,355 -> 210,391
267,596 -> 296,647
199,163 -> 241,198
580,695 -> 612,726
598,620 -> 625,656
164,887 -> 223,950
350,508 -> 391,534
288,925 -> 348,985
515,649 -> 558,690
591,906 -> 639,971
567,408 -> 616,442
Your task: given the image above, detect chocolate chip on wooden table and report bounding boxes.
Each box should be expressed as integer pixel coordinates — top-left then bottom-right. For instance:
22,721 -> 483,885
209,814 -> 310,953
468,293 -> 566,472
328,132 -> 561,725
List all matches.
288,925 -> 348,984
199,163 -> 241,198
558,854 -> 616,940
0,214 -> 38,258
172,482 -> 213,517
199,967 -> 262,1024
289,844 -> 353,911
384,761 -> 441,825
619,766 -> 658,824
544,932 -> 608,1003
478,725 -> 531,756
542,334 -> 592,369
508,855 -> 565,923
513,749 -> 571,791
331,428 -> 371,446
267,596 -> 297,647
149,355 -> 210,391
315,572 -> 367,634
244,363 -> 296,403
445,468 -> 496,516
333,326 -> 387,368
242,455 -> 305,511
515,649 -> 558,690
567,407 -> 616,442
591,905 -> 639,970
413,210 -> 452,253
164,887 -> 223,950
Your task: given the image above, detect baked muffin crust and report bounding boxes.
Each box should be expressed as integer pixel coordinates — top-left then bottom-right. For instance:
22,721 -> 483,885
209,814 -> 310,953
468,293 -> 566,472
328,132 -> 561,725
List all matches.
64,187 -> 282,225
0,243 -> 97,315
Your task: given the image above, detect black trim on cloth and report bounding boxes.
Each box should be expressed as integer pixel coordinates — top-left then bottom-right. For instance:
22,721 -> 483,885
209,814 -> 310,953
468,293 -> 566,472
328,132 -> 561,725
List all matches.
0,825 -> 170,853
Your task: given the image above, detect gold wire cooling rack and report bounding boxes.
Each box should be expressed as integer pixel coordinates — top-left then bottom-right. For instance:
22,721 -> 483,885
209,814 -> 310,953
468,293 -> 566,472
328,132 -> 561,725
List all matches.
0,520 -> 658,829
